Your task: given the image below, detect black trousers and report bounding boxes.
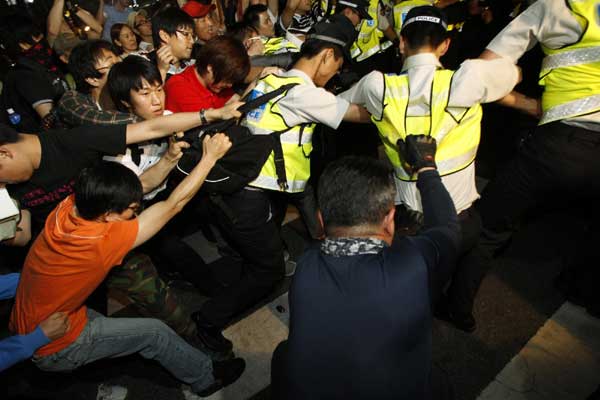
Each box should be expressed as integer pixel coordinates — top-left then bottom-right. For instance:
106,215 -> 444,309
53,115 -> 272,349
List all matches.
452,121 -> 600,316
199,188 -> 285,327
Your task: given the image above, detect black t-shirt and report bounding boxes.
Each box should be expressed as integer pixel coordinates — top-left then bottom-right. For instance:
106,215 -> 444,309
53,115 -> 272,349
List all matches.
8,124 -> 128,233
2,67 -> 58,133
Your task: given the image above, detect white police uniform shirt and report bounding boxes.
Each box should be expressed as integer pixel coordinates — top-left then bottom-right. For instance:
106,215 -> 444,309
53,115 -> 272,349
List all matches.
486,0 -> 600,129
339,53 -> 518,213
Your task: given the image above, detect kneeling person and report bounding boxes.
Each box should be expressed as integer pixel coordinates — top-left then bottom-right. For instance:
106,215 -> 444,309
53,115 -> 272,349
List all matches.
9,135 -> 244,397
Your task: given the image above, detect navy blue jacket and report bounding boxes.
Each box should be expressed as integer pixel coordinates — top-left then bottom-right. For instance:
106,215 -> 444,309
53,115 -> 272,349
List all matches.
286,170 -> 460,399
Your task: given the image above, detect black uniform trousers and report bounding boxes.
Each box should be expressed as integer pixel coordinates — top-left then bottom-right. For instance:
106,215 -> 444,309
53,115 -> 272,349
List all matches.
450,121 -> 600,316
198,185 -> 320,327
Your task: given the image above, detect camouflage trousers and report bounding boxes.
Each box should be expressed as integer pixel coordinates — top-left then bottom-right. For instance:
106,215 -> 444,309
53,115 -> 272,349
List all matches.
106,252 -> 196,339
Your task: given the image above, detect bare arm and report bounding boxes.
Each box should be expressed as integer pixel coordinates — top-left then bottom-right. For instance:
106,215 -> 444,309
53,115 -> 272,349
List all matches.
343,103 -> 372,123
75,7 -> 103,38
280,0 -> 300,30
125,102 -> 243,145
34,102 -> 53,119
497,91 -> 542,119
479,49 -> 501,61
268,0 -> 279,18
47,0 -> 65,46
138,133 -> 190,193
132,134 -> 231,248
96,0 -> 105,27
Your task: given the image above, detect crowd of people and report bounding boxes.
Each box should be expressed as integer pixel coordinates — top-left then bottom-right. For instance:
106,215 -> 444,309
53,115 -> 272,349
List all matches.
0,0 -> 598,398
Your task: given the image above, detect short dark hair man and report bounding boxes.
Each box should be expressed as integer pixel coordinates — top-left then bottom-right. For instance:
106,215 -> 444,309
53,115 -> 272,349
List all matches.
150,7 -> 196,81
10,138 -> 245,396
272,136 -> 460,399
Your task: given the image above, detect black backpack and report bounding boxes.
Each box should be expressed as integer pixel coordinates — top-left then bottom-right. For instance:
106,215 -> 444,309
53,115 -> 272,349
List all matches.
175,83 -> 301,194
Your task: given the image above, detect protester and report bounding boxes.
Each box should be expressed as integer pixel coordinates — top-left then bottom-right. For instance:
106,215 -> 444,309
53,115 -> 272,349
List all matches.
128,9 -> 154,52
110,23 -> 140,57
103,0 -> 132,40
9,142 -> 245,396
165,36 -> 249,112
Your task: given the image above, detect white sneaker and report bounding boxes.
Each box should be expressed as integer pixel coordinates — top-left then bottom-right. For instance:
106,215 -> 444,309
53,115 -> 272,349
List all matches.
96,384 -> 128,400
284,250 -> 297,276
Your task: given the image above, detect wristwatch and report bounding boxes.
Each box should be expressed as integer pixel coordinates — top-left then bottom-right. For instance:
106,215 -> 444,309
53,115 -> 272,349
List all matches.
199,109 -> 208,125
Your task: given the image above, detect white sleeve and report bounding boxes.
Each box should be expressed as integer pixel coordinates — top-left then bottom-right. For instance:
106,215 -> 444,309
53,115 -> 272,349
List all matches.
277,86 -> 350,129
449,58 -> 520,107
486,0 -> 582,63
338,71 -> 385,119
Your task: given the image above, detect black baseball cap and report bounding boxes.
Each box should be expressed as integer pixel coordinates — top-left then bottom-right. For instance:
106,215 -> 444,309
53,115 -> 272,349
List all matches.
0,123 -> 19,144
337,0 -> 372,20
401,5 -> 448,32
306,14 -> 359,60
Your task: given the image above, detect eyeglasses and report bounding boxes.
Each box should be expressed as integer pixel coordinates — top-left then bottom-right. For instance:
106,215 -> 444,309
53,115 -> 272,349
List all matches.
176,29 -> 196,41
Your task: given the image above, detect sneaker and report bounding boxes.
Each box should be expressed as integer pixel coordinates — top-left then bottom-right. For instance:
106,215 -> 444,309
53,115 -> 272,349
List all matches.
191,311 -> 233,353
194,358 -> 246,397
96,384 -> 128,400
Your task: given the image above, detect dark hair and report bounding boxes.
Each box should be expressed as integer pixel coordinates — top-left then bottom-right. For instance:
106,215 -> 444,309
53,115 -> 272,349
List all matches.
400,7 -> 449,50
69,40 -> 116,94
297,39 -> 344,62
108,55 -> 163,112
0,15 -> 44,59
318,156 -> 395,233
0,123 -> 19,145
243,4 -> 269,31
226,22 -> 259,43
74,161 -> 143,220
151,7 -> 194,49
110,23 -> 128,55
196,36 -> 250,85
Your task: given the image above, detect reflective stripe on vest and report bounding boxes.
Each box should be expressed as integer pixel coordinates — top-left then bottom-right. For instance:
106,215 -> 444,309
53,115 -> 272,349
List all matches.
350,0 -> 386,61
262,36 -> 300,55
371,69 -> 482,181
242,74 -> 316,192
538,0 -> 600,124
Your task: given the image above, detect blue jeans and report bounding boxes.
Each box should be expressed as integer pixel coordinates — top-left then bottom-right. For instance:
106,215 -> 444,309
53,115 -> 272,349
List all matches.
34,309 -> 214,392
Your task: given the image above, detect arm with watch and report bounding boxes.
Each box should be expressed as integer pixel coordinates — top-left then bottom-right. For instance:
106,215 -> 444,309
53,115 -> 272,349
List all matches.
125,103 -> 244,145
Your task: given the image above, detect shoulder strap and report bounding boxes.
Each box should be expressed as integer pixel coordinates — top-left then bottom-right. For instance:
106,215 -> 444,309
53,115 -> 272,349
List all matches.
182,82 -> 300,143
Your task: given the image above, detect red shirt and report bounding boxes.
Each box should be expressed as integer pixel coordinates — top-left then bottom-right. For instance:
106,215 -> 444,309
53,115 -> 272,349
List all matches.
165,66 -> 234,112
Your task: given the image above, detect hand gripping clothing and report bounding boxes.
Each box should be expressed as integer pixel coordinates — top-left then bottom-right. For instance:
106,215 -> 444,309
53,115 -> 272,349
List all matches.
242,74 -> 316,193
371,69 -> 482,181
538,0 -> 600,125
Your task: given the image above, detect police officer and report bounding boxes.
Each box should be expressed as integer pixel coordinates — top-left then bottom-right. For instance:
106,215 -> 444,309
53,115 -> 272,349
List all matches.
191,15 -> 368,353
463,0 -> 600,328
340,5 -> 520,331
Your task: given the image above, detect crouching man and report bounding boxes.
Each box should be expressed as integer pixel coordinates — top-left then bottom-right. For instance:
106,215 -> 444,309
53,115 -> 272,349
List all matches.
10,134 -> 244,397
272,136 -> 460,399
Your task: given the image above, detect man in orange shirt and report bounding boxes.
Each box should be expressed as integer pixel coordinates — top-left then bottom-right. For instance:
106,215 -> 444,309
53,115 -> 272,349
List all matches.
10,134 -> 245,396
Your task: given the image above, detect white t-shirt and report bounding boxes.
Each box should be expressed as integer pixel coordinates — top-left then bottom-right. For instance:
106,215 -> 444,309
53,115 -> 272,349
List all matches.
103,111 -> 172,200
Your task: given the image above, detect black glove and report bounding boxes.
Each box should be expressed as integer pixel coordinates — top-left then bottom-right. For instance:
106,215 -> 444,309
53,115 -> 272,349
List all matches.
396,135 -> 437,174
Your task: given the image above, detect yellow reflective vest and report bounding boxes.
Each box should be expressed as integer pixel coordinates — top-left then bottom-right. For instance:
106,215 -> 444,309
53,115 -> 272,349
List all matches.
371,69 -> 482,181
262,36 -> 300,55
242,74 -> 316,193
392,0 -> 434,36
350,0 -> 393,62
538,0 -> 600,125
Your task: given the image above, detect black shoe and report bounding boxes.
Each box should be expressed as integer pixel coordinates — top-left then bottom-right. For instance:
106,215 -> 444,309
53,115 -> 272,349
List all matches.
191,311 -> 233,353
195,358 -> 246,397
434,300 -> 476,333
